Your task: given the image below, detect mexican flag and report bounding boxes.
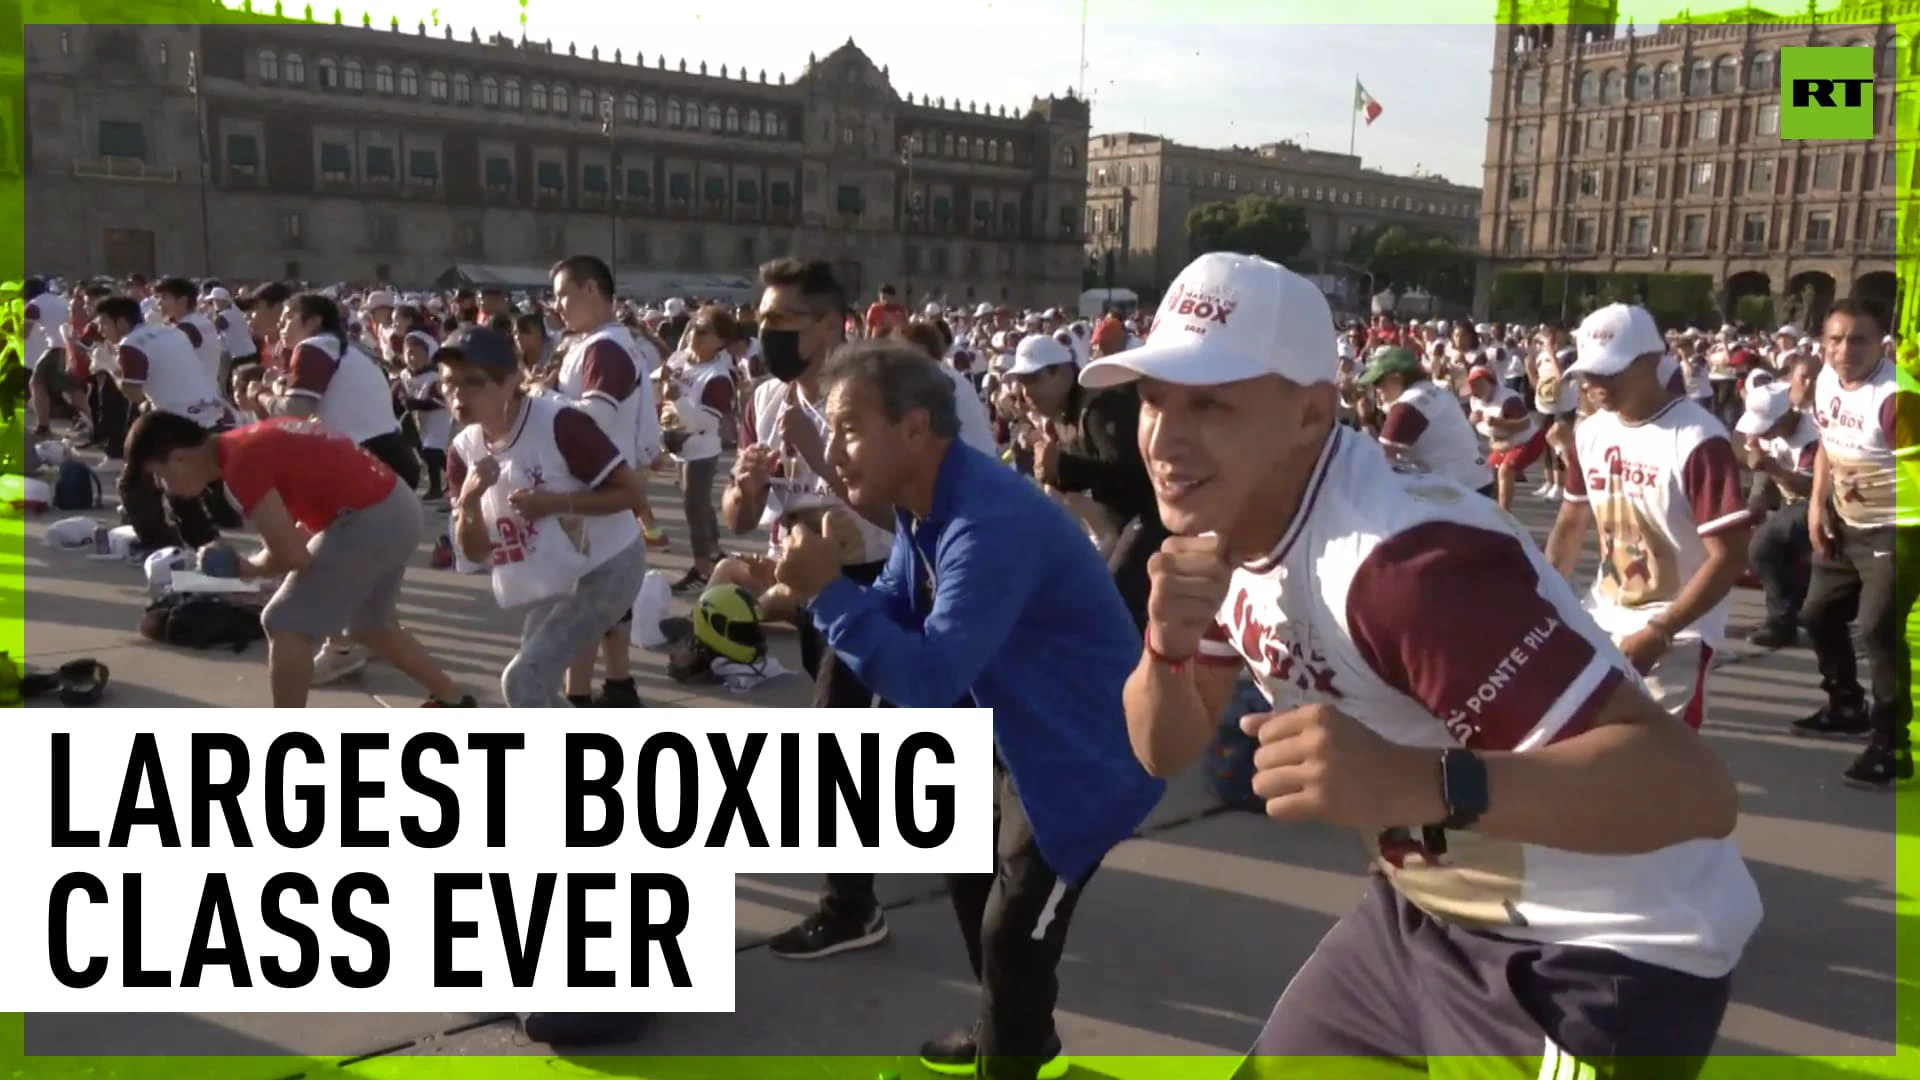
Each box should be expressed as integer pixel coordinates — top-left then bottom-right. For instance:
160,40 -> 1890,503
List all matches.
1355,80 -> 1383,125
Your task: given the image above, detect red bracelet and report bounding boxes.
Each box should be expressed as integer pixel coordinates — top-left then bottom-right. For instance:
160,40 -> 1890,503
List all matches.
1144,629 -> 1193,673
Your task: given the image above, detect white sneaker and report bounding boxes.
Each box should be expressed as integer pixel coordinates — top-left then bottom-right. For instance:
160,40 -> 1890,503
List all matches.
1533,481 -> 1554,497
1545,484 -> 1563,501
312,645 -> 368,686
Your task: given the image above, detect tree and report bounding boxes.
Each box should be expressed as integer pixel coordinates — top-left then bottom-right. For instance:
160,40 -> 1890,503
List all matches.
1186,197 -> 1311,267
1350,225 -> 1477,308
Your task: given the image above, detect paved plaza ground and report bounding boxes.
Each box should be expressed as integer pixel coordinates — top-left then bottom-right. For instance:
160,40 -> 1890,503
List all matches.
8,445 -> 1908,1079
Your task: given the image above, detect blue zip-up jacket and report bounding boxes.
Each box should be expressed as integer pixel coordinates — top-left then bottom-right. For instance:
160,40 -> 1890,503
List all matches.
807,439 -> 1164,885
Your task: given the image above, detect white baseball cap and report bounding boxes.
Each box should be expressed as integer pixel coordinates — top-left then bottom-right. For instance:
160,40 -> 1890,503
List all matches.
1007,333 -> 1076,377
364,289 -> 396,310
1736,382 -> 1795,437
1079,252 -> 1336,390
974,302 -> 994,317
924,303 -> 943,318
204,286 -> 232,303
664,297 -> 688,317
1567,303 -> 1665,378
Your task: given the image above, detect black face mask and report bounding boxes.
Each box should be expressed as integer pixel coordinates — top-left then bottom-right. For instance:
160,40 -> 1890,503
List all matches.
760,327 -> 808,382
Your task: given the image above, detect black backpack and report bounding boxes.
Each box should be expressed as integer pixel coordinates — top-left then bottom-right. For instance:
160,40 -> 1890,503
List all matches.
52,459 -> 102,511
139,593 -> 266,652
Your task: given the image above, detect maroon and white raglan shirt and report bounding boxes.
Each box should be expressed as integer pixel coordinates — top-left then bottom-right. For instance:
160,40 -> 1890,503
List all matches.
285,334 -> 403,445
213,306 -> 257,366
171,310 -> 224,385
1467,383 -> 1536,446
1562,398 -> 1750,650
116,322 -> 230,429
1194,427 -> 1761,979
22,292 -> 68,367
1378,380 -> 1492,491
1813,359 -> 1920,531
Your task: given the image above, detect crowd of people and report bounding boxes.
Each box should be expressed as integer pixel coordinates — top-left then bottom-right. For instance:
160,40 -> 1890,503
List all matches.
3,248 -> 1914,1079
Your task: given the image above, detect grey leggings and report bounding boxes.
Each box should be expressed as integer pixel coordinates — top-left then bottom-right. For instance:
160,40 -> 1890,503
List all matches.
501,539 -> 648,707
680,454 -> 722,565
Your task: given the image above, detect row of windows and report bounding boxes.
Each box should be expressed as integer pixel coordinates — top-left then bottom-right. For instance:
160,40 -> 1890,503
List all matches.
1519,205 -> 1900,258
273,210 -> 799,269
253,48 -> 788,137
1532,147 -> 1901,205
1506,88 -> 1884,159
901,130 -> 1024,166
1090,160 -> 1474,219
1515,38 -> 1907,110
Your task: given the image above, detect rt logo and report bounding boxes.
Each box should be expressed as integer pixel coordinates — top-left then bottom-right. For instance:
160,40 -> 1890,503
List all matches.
1780,46 -> 1877,140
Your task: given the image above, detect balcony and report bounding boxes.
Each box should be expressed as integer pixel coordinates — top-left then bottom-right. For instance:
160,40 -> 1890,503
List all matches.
72,157 -> 179,183
1735,239 -> 1767,255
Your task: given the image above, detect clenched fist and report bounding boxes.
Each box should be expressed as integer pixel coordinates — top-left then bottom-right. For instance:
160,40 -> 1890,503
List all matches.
1145,533 -> 1235,662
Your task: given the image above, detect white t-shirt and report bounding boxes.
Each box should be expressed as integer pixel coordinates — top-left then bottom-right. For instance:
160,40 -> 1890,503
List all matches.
284,334 -> 402,445
941,364 -> 998,458
1756,411 -> 1818,506
748,377 -> 894,563
1468,384 -> 1537,446
22,293 -> 69,367
172,312 -> 224,385
115,322 -> 231,429
671,356 -> 737,463
1194,427 -> 1761,979
1812,358 -> 1920,530
557,321 -> 661,468
213,306 -> 257,362
1378,379 -> 1492,491
1563,397 -> 1751,648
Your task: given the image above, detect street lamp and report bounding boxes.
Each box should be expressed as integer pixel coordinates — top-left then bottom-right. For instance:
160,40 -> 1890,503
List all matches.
188,49 -> 212,277
602,99 -> 618,289
900,134 -> 923,303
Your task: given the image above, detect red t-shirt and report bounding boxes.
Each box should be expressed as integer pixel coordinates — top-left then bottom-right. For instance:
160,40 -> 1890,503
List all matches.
864,301 -> 907,338
216,419 -> 398,531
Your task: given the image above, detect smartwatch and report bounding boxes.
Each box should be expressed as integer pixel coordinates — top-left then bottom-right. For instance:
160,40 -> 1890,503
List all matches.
1438,748 -> 1489,831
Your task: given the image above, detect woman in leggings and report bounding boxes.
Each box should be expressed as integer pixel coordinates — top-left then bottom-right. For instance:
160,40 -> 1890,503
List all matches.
440,327 -> 649,707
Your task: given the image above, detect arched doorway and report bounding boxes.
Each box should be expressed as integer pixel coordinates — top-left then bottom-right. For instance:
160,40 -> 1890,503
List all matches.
1852,270 -> 1897,320
1723,271 -> 1772,328
1784,270 -> 1837,330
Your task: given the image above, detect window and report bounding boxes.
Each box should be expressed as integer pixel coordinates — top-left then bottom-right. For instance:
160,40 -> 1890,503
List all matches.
1879,37 -> 1902,78
1227,173 -> 1239,192
1749,51 -> 1773,89
97,120 -> 146,159
318,141 -> 351,180
551,85 -> 569,114
770,180 -> 792,207
428,70 -> 448,101
530,83 -> 548,111
736,178 -> 759,204
988,141 -> 1000,164
257,49 -> 278,81
666,98 -> 682,127
1509,171 -> 1531,199
582,91 -> 599,119
1756,103 -> 1779,136
536,161 -> 564,194
1713,56 -> 1738,94
1742,213 -> 1767,248
481,77 -> 499,106
503,79 -> 520,108
706,105 -> 722,131
703,177 -> 727,204
1874,209 -> 1898,246
453,74 -> 471,104
1884,148 -> 1898,187
279,211 -> 303,245
398,67 -> 417,97
1689,161 -> 1715,194
1577,70 -> 1599,105
1001,202 -> 1020,231
316,58 -> 336,89
1631,65 -> 1653,101
1058,202 -> 1078,232
1210,170 -> 1222,187
724,107 -> 739,133
343,61 -> 362,90
1695,107 -> 1720,142
1504,221 -> 1526,253
284,53 -> 305,85
1638,113 -> 1662,147
1656,62 -> 1679,99
1804,210 -> 1835,250
408,149 -> 438,186
1625,215 -> 1651,253
667,173 -> 691,201
837,184 -> 864,215
622,94 -> 640,123
1515,124 -> 1538,155
1585,119 -> 1608,151
766,113 -> 782,138
583,165 -> 607,194
1812,152 -> 1840,189
365,145 -> 395,180
1682,213 -> 1708,251
643,97 -> 658,124
746,110 -> 762,135
626,169 -> 650,199
225,133 -> 259,175
1748,156 -> 1776,193
1572,217 -> 1597,253
484,156 -> 512,193
374,64 -> 393,94
1518,68 -> 1542,106
973,198 -> 992,225
842,125 -> 858,148
1688,59 -> 1710,96
1603,70 -> 1625,104
1578,168 -> 1601,197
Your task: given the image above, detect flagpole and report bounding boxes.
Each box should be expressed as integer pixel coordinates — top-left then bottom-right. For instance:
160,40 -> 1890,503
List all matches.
1349,75 -> 1358,157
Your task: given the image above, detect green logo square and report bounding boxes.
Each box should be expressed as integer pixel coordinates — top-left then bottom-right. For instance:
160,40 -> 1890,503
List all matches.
1780,46 -> 1876,140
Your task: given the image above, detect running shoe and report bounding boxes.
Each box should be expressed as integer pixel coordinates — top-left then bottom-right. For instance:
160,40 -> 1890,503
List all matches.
422,695 -> 478,707
1791,701 -> 1870,739
518,1011 -> 645,1046
311,645 -> 368,685
1842,745 -> 1913,790
671,568 -> 709,594
1746,622 -> 1798,649
767,907 -> 888,960
919,1024 -> 1068,1079
595,678 -> 643,708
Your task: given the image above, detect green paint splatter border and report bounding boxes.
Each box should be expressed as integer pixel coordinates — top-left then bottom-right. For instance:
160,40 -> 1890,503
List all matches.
1,0 -> 1912,1077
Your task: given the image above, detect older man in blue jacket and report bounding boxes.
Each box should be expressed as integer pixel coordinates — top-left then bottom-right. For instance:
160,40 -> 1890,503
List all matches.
775,339 -> 1163,1080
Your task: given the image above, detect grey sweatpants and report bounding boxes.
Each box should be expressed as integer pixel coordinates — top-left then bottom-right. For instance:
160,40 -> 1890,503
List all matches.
501,538 -> 648,707
261,481 -> 422,638
680,454 -> 722,565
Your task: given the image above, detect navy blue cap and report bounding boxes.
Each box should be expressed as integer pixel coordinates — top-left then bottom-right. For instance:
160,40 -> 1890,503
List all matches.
439,326 -> 518,370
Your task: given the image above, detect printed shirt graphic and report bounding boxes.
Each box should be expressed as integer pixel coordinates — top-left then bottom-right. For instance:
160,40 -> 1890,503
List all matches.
1812,359 -> 1920,530
1378,379 -> 1492,491
115,322 -> 231,429
1194,428 -> 1761,979
1562,398 -> 1749,648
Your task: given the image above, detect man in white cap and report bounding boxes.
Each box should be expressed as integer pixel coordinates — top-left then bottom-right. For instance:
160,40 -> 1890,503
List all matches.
1544,303 -> 1751,728
1082,254 -> 1755,1078
1736,381 -> 1817,648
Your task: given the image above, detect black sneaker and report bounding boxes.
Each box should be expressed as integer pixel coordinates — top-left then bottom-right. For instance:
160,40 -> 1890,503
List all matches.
766,907 -> 888,960
919,1024 -> 1069,1079
423,695 -> 478,707
1792,701 -> 1871,739
518,1011 -> 645,1046
1747,622 -> 1799,649
595,678 -> 643,707
1842,746 -> 1914,790
671,568 -> 710,594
